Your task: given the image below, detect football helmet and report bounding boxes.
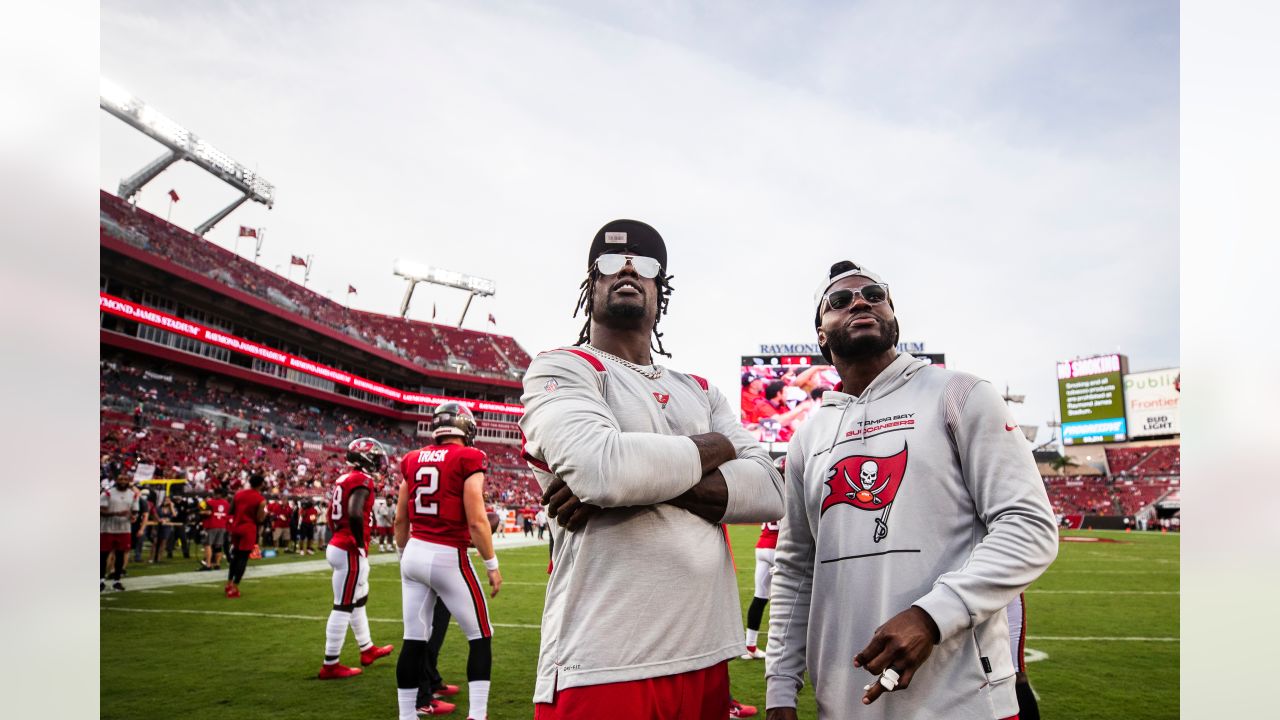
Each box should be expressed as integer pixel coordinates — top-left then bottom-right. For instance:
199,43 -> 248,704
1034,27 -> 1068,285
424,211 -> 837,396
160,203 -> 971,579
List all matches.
346,437 -> 389,474
432,402 -> 477,445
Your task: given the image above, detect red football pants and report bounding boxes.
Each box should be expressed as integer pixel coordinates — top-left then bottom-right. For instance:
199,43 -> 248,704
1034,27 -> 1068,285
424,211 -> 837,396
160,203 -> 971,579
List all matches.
534,661 -> 730,720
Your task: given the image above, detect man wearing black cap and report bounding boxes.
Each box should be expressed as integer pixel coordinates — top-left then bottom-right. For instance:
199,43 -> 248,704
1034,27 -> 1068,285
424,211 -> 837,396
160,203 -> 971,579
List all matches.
764,261 -> 1058,720
520,220 -> 784,719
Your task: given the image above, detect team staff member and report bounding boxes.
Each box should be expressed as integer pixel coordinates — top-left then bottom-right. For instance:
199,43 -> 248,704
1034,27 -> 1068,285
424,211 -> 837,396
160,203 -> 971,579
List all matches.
226,473 -> 268,598
299,501 -> 319,556
199,486 -> 231,571
100,473 -> 139,592
764,261 -> 1058,719
521,220 -> 783,719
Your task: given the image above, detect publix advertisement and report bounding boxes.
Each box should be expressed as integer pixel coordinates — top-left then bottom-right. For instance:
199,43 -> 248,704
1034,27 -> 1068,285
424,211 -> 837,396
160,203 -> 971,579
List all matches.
1124,368 -> 1180,439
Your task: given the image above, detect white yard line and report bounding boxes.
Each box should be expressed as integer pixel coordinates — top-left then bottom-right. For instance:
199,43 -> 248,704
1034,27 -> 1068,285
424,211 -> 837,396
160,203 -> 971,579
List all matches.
101,607 -> 1175,643
1027,590 -> 1178,595
101,606 -> 541,629
1031,635 -> 1179,642
112,537 -> 547,592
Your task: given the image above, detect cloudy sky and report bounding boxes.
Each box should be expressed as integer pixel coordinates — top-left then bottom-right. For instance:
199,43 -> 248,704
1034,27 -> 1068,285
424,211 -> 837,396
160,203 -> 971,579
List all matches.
99,0 -> 1178,441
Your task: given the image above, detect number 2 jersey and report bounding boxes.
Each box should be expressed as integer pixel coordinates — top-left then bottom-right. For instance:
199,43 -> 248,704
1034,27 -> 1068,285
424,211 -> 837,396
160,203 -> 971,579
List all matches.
328,470 -> 375,552
399,444 -> 488,549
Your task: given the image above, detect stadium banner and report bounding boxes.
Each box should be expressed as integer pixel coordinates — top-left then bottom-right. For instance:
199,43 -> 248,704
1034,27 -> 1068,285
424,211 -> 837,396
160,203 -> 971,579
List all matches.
99,293 -> 523,416
1056,354 -> 1128,444
1123,367 -> 1180,438
740,345 -> 944,445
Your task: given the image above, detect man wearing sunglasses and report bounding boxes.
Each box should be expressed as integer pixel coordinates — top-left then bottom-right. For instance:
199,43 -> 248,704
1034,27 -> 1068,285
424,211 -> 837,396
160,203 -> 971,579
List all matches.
764,261 -> 1057,720
520,219 -> 784,719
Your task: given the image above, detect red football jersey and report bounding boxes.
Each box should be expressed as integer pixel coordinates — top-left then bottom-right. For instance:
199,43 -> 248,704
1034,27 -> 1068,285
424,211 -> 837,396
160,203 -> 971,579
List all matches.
756,521 -> 780,549
400,444 -> 487,549
231,489 -> 265,531
302,506 -> 319,525
203,497 -> 231,530
271,501 -> 291,529
328,470 -> 375,551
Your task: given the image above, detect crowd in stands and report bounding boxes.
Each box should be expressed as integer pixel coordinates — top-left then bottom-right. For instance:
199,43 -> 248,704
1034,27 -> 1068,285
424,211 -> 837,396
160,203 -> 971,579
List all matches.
1041,444 -> 1181,522
100,191 -> 529,380
100,357 -> 540,508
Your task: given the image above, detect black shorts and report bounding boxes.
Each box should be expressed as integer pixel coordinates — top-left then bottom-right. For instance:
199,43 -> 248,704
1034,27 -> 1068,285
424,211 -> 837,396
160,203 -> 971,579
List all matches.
299,523 -> 315,539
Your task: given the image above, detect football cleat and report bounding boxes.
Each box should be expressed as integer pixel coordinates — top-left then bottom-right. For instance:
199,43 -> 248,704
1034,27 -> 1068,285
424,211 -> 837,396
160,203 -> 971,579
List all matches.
100,581 -> 106,593
729,699 -> 759,718
359,643 -> 394,666
317,663 -> 362,680
436,684 -> 460,697
740,645 -> 765,660
112,581 -> 125,592
225,584 -> 241,599
416,698 -> 456,715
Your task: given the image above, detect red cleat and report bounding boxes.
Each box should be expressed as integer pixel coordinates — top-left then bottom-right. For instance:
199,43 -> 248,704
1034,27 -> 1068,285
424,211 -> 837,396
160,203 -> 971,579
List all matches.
729,699 -> 758,718
416,697 -> 456,715
360,643 -> 394,666
436,684 -> 460,697
317,663 -> 362,680
225,584 -> 241,599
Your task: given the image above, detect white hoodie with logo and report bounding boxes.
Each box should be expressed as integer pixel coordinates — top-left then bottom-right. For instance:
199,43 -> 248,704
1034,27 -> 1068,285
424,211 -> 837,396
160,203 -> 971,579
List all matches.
765,353 -> 1058,719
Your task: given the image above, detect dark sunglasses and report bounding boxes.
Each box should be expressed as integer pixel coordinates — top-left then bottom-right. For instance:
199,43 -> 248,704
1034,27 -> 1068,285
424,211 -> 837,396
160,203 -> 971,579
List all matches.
823,283 -> 890,311
595,254 -> 662,279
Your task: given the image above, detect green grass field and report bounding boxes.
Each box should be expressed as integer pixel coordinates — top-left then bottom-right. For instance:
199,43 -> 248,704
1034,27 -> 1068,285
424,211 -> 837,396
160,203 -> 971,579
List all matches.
100,527 -> 1178,719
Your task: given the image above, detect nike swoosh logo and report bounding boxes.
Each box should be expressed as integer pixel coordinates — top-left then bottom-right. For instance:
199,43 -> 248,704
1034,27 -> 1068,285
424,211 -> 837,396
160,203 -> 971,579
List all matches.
1005,423 -> 1018,432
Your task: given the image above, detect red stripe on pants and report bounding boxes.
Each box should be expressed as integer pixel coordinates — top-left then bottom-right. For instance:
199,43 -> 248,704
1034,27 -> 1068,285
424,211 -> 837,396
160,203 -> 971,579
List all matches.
341,547 -> 359,605
458,549 -> 492,637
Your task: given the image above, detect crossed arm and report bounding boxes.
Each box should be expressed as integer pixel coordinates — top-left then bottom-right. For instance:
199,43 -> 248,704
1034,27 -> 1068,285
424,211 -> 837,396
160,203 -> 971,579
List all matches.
522,354 -> 782,529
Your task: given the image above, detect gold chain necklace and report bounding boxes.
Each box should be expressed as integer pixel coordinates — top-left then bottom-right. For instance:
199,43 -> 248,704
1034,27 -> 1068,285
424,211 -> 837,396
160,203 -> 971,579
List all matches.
582,344 -> 664,380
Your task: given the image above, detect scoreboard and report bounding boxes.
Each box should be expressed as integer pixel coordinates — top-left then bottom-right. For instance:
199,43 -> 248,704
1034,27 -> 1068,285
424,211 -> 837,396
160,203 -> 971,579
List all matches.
1057,354 -> 1129,445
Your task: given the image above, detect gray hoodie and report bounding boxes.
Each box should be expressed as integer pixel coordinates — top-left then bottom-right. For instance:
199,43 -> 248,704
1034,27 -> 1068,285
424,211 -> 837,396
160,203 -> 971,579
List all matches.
765,353 -> 1058,719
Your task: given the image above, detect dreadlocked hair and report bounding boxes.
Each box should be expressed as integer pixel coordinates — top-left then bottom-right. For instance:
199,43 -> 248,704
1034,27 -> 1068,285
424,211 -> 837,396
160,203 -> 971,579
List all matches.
572,268 -> 677,357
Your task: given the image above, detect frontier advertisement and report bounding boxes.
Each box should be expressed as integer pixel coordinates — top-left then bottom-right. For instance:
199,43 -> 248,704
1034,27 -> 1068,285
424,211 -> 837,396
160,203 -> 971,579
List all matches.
1057,354 -> 1128,445
1124,368 -> 1180,438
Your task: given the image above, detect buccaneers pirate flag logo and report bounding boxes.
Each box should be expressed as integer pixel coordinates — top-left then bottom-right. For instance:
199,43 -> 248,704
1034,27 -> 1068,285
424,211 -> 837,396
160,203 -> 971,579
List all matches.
820,445 -> 909,543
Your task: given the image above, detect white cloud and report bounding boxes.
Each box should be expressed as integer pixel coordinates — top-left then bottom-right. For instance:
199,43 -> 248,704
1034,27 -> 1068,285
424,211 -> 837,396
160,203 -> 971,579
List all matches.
100,0 -> 1177,435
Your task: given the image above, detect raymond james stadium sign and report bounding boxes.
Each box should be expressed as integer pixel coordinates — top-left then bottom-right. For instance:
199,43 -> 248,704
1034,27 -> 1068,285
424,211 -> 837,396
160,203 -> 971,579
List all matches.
758,341 -> 927,355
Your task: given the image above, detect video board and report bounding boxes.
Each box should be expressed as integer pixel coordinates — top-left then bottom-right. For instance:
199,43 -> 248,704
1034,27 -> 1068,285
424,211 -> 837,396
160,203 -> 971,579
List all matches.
1057,354 -> 1128,445
740,351 -> 945,445
1124,367 -> 1180,439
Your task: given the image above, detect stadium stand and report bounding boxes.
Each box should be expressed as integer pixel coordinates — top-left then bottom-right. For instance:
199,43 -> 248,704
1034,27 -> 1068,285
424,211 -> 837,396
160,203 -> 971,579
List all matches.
1041,476 -> 1114,515
1112,477 -> 1179,516
1042,442 -> 1181,524
1103,446 -> 1149,475
101,191 -> 527,380
101,354 -> 541,506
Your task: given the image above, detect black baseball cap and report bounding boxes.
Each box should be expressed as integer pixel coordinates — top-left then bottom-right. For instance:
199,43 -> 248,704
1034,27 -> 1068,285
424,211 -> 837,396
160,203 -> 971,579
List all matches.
588,219 -> 667,272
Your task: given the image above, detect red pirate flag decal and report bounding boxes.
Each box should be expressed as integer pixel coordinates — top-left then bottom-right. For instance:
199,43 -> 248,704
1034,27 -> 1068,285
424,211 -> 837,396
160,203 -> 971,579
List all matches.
820,444 -> 909,543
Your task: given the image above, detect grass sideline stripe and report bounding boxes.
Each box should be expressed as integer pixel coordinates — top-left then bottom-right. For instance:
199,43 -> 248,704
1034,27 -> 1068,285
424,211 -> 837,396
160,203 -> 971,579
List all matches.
102,606 -> 541,629
1027,590 -> 1178,595
1031,635 -> 1179,642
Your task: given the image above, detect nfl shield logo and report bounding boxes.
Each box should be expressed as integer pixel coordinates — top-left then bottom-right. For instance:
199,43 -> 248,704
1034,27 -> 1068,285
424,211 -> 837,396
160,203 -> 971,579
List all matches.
544,379 -> 559,393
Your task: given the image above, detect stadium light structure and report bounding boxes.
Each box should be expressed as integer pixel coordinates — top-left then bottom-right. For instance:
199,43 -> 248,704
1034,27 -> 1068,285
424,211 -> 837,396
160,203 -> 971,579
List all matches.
99,77 -> 275,237
393,259 -> 495,327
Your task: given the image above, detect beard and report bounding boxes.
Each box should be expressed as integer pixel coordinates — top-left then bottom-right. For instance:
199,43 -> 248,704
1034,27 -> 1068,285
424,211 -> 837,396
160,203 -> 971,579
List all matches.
825,317 -> 898,361
603,295 -> 648,321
